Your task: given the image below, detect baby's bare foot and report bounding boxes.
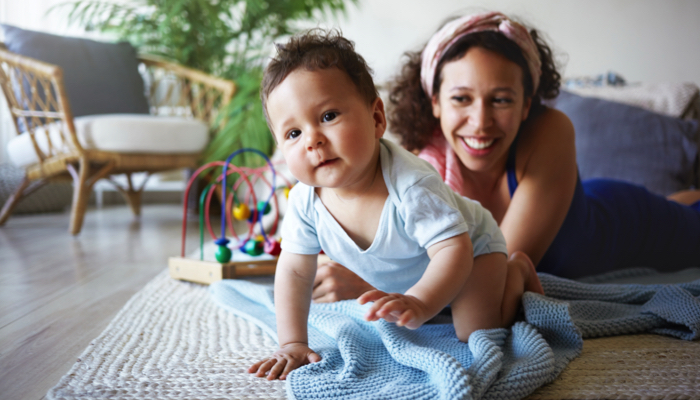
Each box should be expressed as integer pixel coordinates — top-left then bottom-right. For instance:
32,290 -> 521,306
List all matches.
510,251 -> 544,295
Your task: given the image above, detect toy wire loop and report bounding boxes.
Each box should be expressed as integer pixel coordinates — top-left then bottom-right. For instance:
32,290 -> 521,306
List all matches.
180,149 -> 283,260
220,148 -> 277,247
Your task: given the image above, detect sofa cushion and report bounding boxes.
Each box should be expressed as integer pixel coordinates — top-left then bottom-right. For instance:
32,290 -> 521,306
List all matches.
566,82 -> 700,119
7,114 -> 209,168
1,24 -> 149,119
551,90 -> 699,196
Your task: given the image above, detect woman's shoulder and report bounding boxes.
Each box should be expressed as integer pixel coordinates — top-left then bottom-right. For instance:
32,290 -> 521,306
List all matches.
523,107 -> 574,141
517,107 -> 576,164
512,106 -> 577,186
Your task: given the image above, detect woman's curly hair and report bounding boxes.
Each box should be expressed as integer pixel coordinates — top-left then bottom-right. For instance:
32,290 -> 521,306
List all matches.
387,26 -> 561,152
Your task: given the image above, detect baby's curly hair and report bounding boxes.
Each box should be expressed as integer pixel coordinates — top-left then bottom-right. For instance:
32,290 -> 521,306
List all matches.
261,28 -> 379,131
388,26 -> 561,152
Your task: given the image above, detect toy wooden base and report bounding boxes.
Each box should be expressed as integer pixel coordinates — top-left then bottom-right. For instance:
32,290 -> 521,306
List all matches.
168,256 -> 277,285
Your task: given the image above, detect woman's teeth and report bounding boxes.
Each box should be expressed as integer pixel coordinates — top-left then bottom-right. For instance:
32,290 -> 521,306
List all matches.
463,137 -> 495,150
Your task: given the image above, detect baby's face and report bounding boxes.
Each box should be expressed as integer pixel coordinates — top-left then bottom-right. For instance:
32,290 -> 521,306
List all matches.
267,67 -> 385,189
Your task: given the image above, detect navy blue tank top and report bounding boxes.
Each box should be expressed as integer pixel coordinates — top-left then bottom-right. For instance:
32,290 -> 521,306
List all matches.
505,139 -> 700,278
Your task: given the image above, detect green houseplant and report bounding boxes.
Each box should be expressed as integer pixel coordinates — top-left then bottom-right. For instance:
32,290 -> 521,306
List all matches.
56,0 -> 357,167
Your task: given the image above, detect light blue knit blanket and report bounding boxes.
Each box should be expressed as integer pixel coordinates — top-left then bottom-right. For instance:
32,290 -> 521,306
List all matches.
210,270 -> 700,400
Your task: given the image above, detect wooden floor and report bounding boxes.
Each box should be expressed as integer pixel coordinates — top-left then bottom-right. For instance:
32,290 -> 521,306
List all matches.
0,204 -> 201,400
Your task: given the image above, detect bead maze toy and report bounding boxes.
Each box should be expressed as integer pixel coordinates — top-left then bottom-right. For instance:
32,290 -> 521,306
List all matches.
168,148 -> 292,284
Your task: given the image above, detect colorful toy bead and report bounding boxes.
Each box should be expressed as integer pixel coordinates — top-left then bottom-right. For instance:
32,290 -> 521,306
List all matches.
247,209 -> 258,223
264,240 -> 281,256
214,238 -> 232,263
215,245 -> 232,263
257,200 -> 271,215
233,203 -> 251,220
243,239 -> 264,256
283,187 -> 291,199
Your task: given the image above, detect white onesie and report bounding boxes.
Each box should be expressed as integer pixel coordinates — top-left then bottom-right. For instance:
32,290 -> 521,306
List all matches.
281,139 -> 507,294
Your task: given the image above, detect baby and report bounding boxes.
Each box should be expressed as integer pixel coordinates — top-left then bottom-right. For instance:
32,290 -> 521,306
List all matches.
249,29 -> 543,381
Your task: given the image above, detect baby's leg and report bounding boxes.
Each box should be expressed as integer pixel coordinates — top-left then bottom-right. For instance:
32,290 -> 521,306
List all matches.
450,251 -> 543,342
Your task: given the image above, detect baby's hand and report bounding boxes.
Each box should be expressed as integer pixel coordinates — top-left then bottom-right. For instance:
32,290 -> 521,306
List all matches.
248,343 -> 321,380
358,290 -> 428,329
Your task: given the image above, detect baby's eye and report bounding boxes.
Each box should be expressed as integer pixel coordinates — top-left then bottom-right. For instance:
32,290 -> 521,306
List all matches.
451,95 -> 469,103
322,112 -> 337,122
287,129 -> 301,139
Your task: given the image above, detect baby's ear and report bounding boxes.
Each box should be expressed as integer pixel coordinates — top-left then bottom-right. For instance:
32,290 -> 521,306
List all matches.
372,97 -> 387,138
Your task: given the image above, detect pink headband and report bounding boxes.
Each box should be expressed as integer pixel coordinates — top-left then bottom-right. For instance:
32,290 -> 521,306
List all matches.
420,11 -> 542,98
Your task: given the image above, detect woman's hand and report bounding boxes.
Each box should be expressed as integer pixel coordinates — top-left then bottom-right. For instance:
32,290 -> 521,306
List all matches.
358,290 -> 429,329
312,261 -> 375,303
248,342 -> 321,381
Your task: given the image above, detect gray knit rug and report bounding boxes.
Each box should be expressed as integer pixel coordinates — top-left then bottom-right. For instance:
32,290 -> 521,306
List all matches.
527,334 -> 700,400
48,269 -> 700,400
46,270 -> 287,399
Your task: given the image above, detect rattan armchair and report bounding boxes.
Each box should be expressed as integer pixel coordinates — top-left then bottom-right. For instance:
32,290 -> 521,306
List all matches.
0,45 -> 236,234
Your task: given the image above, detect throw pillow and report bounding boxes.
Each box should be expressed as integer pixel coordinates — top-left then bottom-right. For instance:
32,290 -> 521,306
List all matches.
1,24 -> 149,119
551,90 -> 699,196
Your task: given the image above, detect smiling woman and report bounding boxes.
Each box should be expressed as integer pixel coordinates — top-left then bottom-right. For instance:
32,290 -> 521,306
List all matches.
401,12 -> 700,278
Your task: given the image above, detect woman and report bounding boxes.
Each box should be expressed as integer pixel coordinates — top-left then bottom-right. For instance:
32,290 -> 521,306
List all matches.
311,11 -> 700,303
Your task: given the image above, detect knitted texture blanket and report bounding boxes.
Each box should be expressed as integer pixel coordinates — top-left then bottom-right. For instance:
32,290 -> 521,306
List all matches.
210,272 -> 700,400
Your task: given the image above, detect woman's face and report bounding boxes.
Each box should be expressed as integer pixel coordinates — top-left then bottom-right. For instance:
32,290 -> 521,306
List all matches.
432,47 -> 531,175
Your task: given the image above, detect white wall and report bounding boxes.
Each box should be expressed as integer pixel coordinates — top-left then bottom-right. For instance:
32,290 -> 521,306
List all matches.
1,0 -> 700,161
3,0 -> 699,83
0,0 -> 115,36
322,0 -> 700,86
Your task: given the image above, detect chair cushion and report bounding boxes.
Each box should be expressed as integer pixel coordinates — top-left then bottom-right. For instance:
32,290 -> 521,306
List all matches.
7,114 -> 209,168
1,24 -> 149,119
551,90 -> 699,196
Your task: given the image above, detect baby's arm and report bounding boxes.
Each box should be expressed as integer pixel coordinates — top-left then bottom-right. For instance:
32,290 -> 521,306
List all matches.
248,251 -> 321,380
358,232 -> 473,328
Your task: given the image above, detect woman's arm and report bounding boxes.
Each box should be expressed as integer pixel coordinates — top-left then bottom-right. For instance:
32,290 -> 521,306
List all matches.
312,259 -> 375,302
499,108 -> 578,266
